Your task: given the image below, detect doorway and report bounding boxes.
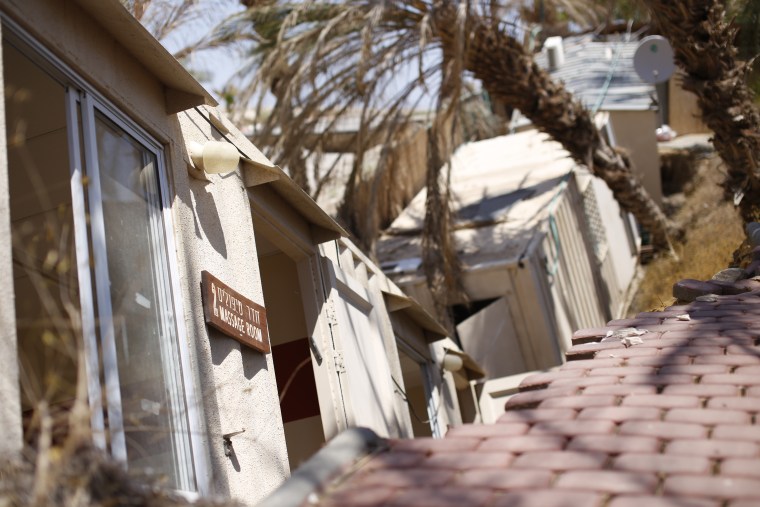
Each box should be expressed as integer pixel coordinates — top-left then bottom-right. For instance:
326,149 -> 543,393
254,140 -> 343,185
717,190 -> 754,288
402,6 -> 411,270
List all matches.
254,230 -> 326,472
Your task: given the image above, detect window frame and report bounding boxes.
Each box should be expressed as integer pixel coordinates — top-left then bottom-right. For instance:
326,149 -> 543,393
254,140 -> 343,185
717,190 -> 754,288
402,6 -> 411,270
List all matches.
3,15 -> 209,495
395,337 -> 443,438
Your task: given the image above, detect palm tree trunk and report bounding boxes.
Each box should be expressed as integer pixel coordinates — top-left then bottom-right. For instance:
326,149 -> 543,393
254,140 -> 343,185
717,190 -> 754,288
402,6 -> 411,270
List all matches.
422,124 -> 461,330
641,1 -> 760,224
430,1 -> 676,251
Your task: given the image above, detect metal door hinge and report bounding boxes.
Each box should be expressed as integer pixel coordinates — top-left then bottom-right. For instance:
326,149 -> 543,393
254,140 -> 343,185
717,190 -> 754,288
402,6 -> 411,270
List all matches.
334,351 -> 345,374
326,300 -> 338,327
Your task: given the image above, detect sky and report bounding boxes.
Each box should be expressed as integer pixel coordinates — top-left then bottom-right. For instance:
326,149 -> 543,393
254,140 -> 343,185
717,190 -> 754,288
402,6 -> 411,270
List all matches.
140,0 -> 448,114
142,1 -> 519,116
148,0 -> 247,98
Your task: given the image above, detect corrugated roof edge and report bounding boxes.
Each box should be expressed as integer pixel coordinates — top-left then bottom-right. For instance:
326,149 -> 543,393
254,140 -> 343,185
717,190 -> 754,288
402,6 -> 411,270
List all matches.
72,0 -> 217,113
257,428 -> 387,507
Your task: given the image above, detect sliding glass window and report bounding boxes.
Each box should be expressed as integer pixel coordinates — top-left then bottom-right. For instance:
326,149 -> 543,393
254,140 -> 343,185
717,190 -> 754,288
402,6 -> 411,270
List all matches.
5,32 -> 198,492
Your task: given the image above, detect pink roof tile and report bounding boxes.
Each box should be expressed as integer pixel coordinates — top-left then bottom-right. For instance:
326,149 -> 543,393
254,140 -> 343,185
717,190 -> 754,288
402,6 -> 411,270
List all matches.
271,282 -> 760,506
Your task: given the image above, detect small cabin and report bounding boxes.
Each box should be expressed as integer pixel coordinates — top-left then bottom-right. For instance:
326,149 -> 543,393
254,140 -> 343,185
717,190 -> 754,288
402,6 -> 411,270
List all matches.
377,130 -> 641,420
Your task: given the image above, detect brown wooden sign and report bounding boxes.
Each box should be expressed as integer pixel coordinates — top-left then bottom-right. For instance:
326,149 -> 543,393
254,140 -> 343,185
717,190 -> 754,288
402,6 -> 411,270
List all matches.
201,271 -> 270,354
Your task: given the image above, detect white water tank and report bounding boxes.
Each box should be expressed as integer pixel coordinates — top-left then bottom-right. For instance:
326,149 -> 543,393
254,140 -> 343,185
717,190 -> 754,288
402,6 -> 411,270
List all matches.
544,36 -> 565,71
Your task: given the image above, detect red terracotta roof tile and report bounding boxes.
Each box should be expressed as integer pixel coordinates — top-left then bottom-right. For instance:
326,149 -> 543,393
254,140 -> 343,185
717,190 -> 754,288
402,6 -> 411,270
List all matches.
422,451 -> 515,470
663,384 -> 739,396
560,357 -> 624,369
663,475 -> 760,500
527,419 -> 616,436
720,458 -> 760,478
608,496 -> 720,507
554,469 -> 658,494
544,375 -> 619,388
517,369 -> 585,390
296,282 -> 760,507
456,469 -> 552,490
586,365 -> 655,376
625,355 -> 691,366
618,420 -> 708,440
582,384 -> 657,395
511,450 -> 607,470
386,487 -> 493,507
712,425 -> 760,441
566,434 -> 660,454
323,486 -> 397,507
503,386 -> 579,409
478,435 -> 566,453
665,439 -> 759,459
693,354 -> 760,366
659,364 -> 729,375
445,423 -> 528,438
538,394 -> 618,409
491,490 -> 605,507
577,405 -> 661,422
663,408 -> 751,425
494,408 -> 576,423
611,453 -> 712,475
620,394 -> 701,409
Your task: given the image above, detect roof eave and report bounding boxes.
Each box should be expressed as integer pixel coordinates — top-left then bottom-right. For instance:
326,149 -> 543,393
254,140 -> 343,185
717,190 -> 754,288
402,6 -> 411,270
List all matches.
242,160 -> 348,243
72,0 -> 217,113
382,291 -> 448,340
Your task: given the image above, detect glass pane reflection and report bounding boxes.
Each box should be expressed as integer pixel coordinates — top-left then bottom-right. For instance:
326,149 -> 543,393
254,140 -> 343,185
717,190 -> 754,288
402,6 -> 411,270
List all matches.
95,112 -> 195,490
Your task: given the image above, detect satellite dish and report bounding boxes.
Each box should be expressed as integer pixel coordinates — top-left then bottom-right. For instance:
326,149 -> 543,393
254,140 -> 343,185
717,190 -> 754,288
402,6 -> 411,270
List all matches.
634,35 -> 675,84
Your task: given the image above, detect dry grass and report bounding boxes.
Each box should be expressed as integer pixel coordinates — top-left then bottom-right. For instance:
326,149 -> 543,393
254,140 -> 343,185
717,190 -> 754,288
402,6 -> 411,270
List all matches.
0,440 -> 219,507
629,153 -> 745,314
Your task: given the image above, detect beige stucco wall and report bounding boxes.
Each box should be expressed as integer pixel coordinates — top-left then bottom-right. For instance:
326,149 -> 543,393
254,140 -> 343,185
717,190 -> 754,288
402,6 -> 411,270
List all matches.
0,19 -> 24,455
173,109 -> 289,501
2,0 -> 289,502
608,110 -> 663,205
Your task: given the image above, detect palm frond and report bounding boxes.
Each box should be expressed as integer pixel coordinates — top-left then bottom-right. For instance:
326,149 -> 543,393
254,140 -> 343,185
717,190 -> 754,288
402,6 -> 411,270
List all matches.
643,0 -> 760,226
204,0 -> 674,323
